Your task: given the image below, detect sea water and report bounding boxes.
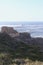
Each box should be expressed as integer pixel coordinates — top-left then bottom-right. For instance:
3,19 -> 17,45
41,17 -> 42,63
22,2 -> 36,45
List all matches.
14,22 -> 43,37
0,21 -> 43,37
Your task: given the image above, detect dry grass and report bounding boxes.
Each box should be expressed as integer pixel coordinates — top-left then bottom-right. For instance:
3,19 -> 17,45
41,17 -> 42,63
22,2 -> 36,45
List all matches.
12,58 -> 43,65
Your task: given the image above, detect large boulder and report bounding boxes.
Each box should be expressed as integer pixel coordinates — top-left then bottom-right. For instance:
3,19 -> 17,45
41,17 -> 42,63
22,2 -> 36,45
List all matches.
1,26 -> 19,37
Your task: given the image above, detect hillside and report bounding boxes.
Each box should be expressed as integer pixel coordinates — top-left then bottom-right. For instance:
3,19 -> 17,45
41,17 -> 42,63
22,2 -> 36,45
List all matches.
0,26 -> 43,65
0,32 -> 43,60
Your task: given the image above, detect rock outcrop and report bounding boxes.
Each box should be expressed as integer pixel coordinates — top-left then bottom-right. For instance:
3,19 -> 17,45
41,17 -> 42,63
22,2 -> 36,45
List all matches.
0,26 -> 43,53
1,26 -> 19,37
0,26 -> 43,61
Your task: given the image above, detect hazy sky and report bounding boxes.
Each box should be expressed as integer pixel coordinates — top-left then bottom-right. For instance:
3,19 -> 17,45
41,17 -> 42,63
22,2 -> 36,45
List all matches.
0,0 -> 43,21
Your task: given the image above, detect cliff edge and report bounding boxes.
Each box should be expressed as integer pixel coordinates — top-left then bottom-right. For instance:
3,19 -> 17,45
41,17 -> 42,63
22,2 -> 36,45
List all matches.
1,26 -> 19,37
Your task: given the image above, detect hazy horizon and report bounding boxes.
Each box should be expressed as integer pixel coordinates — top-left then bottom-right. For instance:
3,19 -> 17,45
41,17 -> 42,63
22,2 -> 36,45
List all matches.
0,21 -> 43,25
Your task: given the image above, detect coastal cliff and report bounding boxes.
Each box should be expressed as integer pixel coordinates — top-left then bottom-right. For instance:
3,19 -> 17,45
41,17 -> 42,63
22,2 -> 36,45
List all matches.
1,26 -> 19,37
0,26 -> 43,53
0,26 -> 43,64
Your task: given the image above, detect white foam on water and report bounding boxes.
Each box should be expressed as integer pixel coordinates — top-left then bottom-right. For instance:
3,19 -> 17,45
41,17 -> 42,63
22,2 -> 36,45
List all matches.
0,22 -> 43,37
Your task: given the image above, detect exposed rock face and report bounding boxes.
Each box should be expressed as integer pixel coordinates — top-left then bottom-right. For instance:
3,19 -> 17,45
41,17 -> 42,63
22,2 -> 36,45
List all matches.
1,26 -> 19,37
19,32 -> 31,39
15,32 -> 32,44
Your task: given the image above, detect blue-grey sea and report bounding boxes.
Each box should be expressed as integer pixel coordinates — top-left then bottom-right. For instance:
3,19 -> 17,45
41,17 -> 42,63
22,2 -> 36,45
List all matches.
0,21 -> 43,37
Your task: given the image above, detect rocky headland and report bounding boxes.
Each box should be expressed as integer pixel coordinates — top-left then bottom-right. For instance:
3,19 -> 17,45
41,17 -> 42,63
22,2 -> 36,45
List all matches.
0,26 -> 43,65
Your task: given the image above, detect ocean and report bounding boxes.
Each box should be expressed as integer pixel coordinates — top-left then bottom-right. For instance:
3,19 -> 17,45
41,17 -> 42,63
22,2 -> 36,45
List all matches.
0,21 -> 43,38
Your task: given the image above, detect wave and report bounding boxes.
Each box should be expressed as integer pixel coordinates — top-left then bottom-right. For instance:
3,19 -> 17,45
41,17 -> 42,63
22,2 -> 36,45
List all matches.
0,23 -> 43,37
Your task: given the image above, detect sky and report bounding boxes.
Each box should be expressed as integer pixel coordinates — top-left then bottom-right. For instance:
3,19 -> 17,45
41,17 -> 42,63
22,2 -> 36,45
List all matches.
0,0 -> 43,21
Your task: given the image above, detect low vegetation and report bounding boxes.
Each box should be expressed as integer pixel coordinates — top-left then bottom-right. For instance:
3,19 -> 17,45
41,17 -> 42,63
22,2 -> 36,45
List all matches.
0,33 -> 43,65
